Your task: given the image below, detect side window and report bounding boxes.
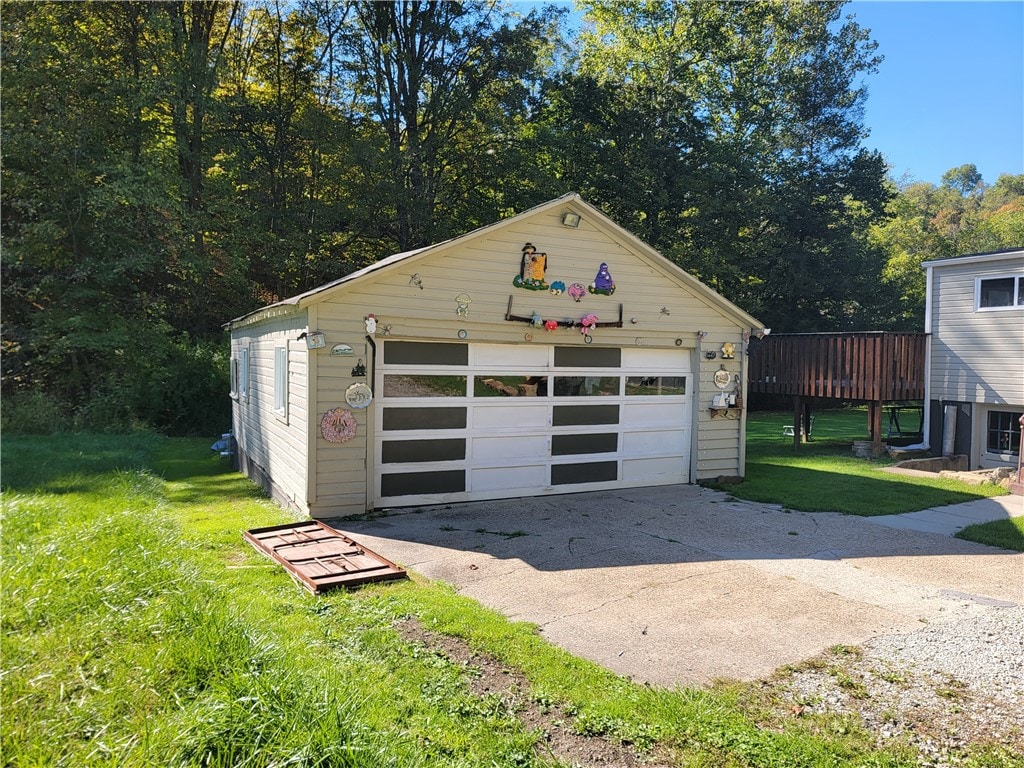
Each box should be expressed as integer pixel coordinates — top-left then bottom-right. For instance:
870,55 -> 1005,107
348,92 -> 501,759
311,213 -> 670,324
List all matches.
986,411 -> 1022,456
273,346 -> 288,417
977,275 -> 1023,310
232,347 -> 249,399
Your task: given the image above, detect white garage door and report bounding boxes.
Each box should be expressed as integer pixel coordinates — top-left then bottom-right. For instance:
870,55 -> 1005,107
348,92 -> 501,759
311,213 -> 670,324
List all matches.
373,341 -> 691,508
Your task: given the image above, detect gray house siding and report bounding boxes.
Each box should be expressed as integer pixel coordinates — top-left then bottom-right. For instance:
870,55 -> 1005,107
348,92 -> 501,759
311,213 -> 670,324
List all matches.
925,250 -> 1024,469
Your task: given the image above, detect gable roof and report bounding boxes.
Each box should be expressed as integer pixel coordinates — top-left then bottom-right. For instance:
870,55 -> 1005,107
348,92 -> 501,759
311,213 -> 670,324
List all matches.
227,193 -> 761,330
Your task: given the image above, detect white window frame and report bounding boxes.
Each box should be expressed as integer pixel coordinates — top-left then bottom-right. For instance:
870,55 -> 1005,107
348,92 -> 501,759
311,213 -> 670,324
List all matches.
975,274 -> 1024,312
982,408 -> 1022,461
232,346 -> 250,400
273,345 -> 289,421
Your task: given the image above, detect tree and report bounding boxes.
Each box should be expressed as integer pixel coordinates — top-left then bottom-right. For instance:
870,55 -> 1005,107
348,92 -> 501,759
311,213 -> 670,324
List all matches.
334,0 -> 559,250
872,169 -> 1024,329
561,0 -> 891,330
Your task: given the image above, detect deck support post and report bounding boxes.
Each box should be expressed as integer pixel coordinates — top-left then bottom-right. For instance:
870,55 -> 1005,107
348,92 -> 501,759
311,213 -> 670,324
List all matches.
803,401 -> 813,443
868,400 -> 884,448
792,396 -> 802,448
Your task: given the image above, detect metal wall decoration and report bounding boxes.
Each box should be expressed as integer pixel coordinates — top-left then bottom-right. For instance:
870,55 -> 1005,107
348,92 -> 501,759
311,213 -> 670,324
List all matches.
513,242 -> 549,290
321,407 -> 357,443
330,344 -> 354,356
351,359 -> 366,377
588,262 -> 615,295
345,382 -> 373,409
455,293 -> 472,316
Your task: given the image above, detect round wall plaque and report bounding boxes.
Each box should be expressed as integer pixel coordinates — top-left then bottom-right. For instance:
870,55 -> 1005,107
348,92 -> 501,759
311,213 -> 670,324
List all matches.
713,369 -> 733,389
345,382 -> 373,409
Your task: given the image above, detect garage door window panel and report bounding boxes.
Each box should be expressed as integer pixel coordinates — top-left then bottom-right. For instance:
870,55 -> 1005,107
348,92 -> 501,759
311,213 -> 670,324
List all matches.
474,375 -> 548,397
383,375 -> 467,397
383,407 -> 467,431
552,433 -> 618,455
384,341 -> 468,365
551,461 -> 618,485
553,404 -> 620,426
381,470 -> 465,497
626,376 -> 686,395
553,376 -> 619,397
554,346 -> 621,367
382,438 -> 466,464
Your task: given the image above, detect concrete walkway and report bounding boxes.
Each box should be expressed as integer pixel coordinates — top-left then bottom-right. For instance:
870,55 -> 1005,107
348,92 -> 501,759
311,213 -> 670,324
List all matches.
865,495 -> 1023,535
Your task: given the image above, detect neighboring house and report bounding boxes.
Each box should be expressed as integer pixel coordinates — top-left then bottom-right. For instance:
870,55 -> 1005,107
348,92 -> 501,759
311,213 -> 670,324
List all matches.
225,194 -> 763,519
923,248 -> 1024,469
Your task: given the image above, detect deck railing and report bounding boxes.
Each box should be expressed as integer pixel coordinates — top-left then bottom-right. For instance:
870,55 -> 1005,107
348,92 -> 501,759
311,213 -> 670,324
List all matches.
747,332 -> 927,402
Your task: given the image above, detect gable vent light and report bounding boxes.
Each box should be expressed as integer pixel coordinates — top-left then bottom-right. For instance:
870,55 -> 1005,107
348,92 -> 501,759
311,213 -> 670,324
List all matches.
561,212 -> 581,228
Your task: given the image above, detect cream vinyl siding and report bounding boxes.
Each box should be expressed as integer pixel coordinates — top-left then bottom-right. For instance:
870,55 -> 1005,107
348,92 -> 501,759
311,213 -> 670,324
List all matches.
930,256 -> 1024,406
306,204 -> 750,516
231,312 -> 310,514
229,196 -> 759,519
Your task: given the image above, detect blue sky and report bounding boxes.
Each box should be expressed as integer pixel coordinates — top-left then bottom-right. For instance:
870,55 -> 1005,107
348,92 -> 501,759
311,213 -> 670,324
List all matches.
845,1 -> 1024,186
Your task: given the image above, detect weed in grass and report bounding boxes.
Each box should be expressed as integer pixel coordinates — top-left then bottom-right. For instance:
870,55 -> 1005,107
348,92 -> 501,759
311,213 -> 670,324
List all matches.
829,644 -> 863,658
936,677 -> 968,701
877,667 -> 908,686
829,667 -> 870,699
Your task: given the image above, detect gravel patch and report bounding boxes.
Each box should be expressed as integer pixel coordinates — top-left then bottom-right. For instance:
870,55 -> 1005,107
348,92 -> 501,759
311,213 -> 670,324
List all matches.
771,606 -> 1024,766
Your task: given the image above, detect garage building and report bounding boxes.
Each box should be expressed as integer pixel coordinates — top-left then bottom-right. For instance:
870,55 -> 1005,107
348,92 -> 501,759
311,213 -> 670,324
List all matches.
226,194 -> 762,518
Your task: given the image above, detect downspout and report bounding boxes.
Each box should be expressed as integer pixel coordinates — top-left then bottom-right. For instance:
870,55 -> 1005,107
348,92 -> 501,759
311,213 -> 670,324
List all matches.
365,334 -> 377,512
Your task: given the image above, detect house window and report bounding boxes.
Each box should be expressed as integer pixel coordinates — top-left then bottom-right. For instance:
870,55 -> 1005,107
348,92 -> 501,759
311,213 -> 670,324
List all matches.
232,347 -> 249,398
274,346 -> 288,416
977,275 -> 1023,310
986,411 -> 1022,456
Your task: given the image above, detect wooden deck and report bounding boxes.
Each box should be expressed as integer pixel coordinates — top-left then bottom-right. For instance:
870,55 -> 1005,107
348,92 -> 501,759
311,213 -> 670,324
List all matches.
747,332 -> 928,447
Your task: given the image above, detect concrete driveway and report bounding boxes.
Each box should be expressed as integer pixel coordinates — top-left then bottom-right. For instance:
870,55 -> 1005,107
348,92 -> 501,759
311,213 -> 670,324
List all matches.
336,486 -> 1023,687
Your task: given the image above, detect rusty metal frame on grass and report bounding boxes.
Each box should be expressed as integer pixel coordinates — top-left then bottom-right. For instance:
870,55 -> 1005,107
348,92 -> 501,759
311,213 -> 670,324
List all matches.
243,520 -> 407,595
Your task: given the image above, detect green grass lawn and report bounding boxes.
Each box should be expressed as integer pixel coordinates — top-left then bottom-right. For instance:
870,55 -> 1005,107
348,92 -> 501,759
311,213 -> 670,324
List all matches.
2,432 -> 934,768
956,516 -> 1024,552
720,410 -> 1008,516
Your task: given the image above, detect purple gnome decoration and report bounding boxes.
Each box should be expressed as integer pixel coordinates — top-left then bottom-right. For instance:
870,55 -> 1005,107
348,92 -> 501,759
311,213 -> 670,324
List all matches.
589,262 -> 615,295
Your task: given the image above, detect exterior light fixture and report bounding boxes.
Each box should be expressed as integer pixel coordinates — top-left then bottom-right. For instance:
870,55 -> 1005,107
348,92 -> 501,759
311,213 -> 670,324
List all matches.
561,212 -> 581,228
